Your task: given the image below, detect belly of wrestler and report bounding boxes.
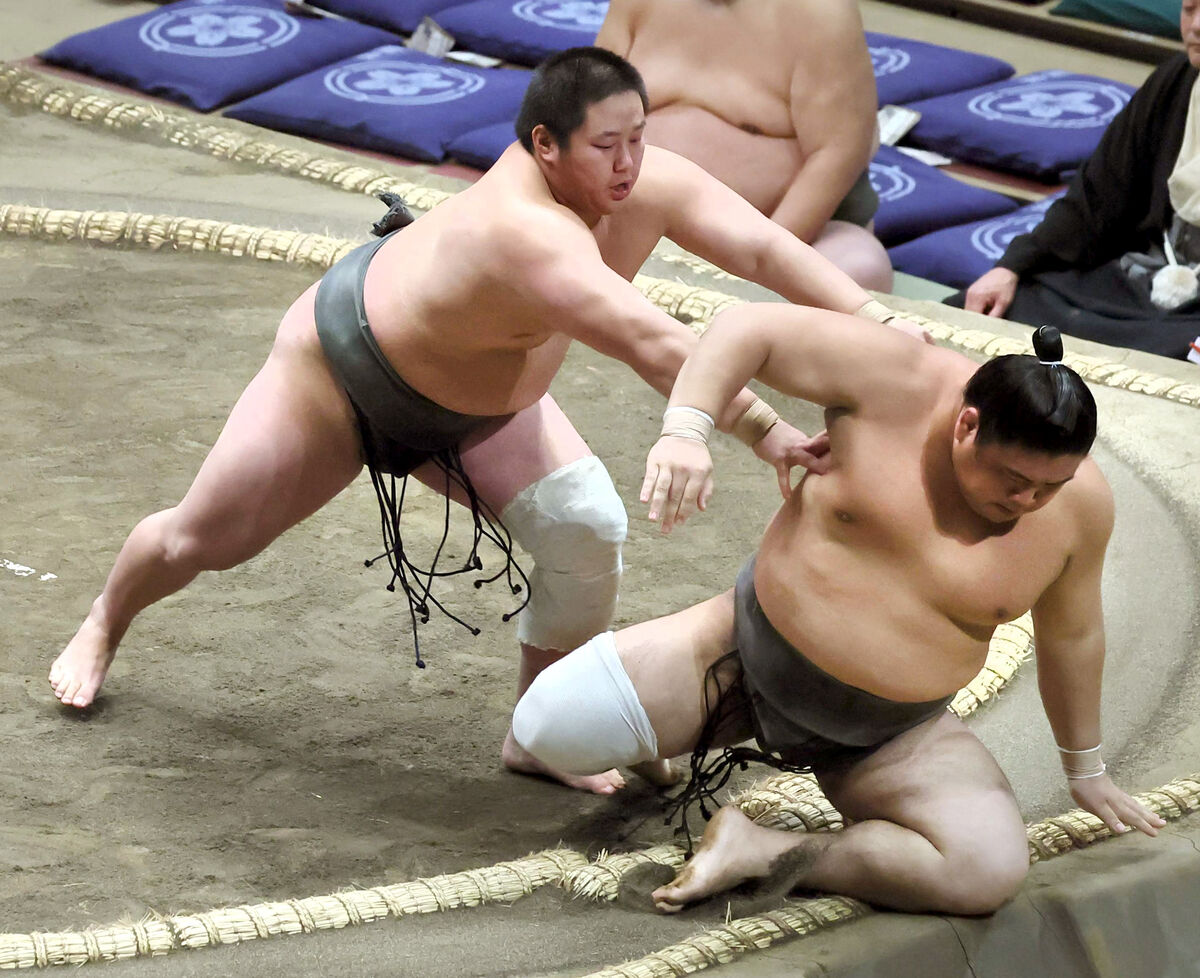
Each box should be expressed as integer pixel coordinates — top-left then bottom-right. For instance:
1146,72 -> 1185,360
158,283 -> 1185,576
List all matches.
753,509 -> 991,704
645,104 -> 802,214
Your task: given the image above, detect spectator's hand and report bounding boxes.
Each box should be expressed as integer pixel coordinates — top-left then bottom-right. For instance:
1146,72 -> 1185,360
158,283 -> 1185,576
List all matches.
964,267 -> 1019,317
641,436 -> 714,534
752,422 -> 831,500
1069,774 -> 1166,837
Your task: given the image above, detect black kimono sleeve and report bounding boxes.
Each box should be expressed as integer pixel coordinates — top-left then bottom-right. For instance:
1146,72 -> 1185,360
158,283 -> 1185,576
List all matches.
998,55 -> 1197,277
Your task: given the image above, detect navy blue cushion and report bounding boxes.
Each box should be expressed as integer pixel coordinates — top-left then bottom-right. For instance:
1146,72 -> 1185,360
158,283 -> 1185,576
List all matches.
435,0 -> 608,66
905,70 -> 1135,182
224,45 -> 532,162
869,145 -> 1020,247
888,194 -> 1064,288
309,0 -> 461,35
446,120 -> 518,169
38,0 -> 396,112
867,33 -> 1014,105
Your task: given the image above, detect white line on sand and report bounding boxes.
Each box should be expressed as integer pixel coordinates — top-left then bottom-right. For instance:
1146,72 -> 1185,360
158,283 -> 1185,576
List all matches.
1,557 -> 57,582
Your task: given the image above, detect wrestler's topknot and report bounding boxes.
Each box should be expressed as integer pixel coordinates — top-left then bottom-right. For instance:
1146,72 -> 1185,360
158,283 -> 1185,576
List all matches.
963,328 -> 1096,456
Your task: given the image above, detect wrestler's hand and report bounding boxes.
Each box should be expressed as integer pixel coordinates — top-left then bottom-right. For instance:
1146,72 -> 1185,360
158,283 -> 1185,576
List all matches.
641,435 -> 715,534
856,299 -> 934,344
753,422 -> 831,499
964,267 -> 1018,318
1069,774 -> 1166,837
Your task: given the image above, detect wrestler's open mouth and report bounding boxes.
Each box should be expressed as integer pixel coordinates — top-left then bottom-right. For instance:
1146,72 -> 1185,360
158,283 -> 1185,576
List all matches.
610,182 -> 632,200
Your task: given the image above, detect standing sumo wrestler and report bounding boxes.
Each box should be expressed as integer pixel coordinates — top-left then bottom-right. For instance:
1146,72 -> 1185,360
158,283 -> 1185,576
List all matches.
49,48 -> 919,793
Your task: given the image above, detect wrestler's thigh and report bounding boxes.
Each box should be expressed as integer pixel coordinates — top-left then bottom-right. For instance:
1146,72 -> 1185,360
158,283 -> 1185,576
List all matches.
817,711 -> 1026,854
176,316 -> 363,544
810,221 -> 893,293
413,394 -> 593,513
614,588 -> 742,759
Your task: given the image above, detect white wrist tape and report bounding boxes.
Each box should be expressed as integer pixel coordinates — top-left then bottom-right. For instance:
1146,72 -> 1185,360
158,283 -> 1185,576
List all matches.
732,397 -> 780,447
855,298 -> 896,324
1058,743 -> 1106,780
661,406 -> 714,444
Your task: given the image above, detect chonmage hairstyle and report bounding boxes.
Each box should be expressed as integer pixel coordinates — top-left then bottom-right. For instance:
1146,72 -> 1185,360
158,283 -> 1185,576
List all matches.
515,47 -> 649,153
962,326 -> 1097,456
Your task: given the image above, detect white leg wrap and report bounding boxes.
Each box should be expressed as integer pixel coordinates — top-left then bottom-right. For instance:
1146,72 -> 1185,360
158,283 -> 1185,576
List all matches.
502,456 -> 626,651
511,632 -> 658,774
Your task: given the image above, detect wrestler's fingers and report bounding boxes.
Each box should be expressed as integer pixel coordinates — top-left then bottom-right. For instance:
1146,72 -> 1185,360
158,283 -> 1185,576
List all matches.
1093,801 -> 1128,835
1120,798 -> 1165,836
775,460 -> 793,500
647,471 -> 674,523
800,449 -> 832,475
659,485 -> 682,534
698,475 -> 715,512
640,462 -> 659,504
676,472 -> 705,524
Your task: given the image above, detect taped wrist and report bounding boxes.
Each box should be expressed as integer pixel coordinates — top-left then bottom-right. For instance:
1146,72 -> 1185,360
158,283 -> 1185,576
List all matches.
1058,743 -> 1106,780
732,397 -> 780,447
661,406 -> 714,444
856,298 -> 896,325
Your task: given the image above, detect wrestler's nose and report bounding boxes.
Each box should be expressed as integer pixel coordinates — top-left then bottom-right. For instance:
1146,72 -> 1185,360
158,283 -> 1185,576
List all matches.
614,143 -> 633,173
1008,487 -> 1038,510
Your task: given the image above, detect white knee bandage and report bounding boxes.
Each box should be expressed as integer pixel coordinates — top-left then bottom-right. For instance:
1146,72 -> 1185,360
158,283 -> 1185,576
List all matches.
502,457 -> 627,651
511,632 -> 658,774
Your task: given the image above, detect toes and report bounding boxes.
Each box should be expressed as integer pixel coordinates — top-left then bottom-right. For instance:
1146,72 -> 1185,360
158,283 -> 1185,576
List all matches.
60,679 -> 89,709
651,891 -> 684,914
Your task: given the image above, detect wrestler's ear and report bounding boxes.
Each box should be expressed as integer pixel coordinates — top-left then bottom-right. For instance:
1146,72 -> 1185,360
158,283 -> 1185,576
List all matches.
531,124 -> 561,164
954,406 -> 981,446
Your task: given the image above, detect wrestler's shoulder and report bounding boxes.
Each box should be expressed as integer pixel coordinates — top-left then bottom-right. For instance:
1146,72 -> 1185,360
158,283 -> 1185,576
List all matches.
634,145 -> 715,197
1052,457 -> 1113,551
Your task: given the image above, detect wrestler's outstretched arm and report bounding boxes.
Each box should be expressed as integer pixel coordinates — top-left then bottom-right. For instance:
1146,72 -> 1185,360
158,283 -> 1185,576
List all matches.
512,215 -> 829,503
643,302 -> 928,528
643,148 -> 928,342
1030,478 -> 1166,837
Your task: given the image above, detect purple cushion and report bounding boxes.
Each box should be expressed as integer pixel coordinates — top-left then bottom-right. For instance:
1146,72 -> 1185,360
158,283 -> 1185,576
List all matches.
224,45 -> 531,161
446,120 -> 518,168
888,194 -> 1064,288
434,0 -> 608,66
870,145 -> 1020,247
905,70 -> 1135,182
308,0 -> 461,35
38,0 -> 396,111
867,32 -> 1014,105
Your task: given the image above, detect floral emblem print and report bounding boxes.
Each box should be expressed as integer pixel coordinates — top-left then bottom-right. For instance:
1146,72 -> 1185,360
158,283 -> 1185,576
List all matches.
869,45 -> 911,78
511,1 -> 609,30
968,75 -> 1130,129
139,2 -> 299,57
868,160 -> 917,203
970,198 -> 1058,260
324,59 -> 485,105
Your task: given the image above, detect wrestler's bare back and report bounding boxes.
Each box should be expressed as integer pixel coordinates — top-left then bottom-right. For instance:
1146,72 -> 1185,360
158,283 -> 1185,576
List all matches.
278,145 -> 668,418
754,354 -> 1103,703
601,0 -> 873,213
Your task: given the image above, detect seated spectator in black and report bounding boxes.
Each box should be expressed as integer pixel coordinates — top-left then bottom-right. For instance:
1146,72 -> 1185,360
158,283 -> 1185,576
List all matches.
954,2 -> 1200,362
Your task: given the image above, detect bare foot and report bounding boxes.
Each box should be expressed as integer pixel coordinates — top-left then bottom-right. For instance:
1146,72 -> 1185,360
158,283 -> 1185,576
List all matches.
502,728 -> 627,795
651,806 -> 803,913
48,613 -> 117,709
630,758 -> 682,788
